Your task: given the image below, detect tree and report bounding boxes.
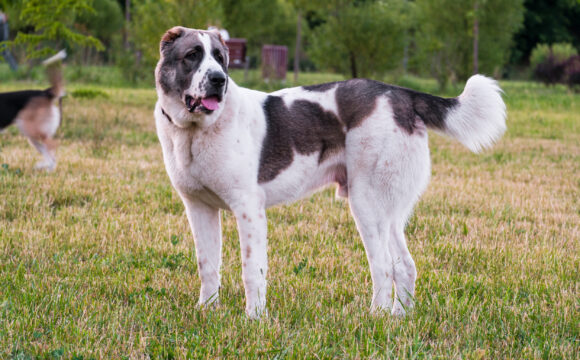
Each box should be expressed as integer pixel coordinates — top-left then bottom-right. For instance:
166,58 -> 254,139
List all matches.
76,0 -> 124,63
6,0 -> 104,59
288,0 -> 323,82
220,0 -> 295,60
414,0 -> 524,87
308,0 -> 410,79
77,0 -> 123,47
510,0 -> 580,65
129,0 -> 221,69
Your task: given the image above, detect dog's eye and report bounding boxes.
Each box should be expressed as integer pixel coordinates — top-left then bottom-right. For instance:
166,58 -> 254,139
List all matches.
185,51 -> 199,60
185,47 -> 202,61
213,50 -> 224,64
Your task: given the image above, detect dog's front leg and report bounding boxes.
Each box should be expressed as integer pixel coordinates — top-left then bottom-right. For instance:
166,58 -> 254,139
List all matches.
232,197 -> 268,319
182,196 -> 223,307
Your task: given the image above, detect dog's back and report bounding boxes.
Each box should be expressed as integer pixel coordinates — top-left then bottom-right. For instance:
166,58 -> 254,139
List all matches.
0,89 -> 54,130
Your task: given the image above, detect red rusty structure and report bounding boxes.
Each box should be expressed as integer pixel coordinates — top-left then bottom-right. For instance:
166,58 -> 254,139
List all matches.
262,45 -> 288,81
225,38 -> 247,69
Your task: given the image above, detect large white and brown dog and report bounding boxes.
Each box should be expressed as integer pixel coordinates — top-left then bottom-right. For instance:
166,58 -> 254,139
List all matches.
154,27 -> 506,318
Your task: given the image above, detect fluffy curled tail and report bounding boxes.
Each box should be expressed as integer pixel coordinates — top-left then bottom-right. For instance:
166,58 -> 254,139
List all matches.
436,75 -> 507,153
43,50 -> 67,99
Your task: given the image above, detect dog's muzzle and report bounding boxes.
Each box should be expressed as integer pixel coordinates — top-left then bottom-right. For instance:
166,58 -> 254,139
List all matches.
185,71 -> 227,114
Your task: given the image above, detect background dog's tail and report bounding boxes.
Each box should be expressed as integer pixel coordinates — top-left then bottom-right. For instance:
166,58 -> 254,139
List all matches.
422,75 -> 507,153
43,50 -> 67,99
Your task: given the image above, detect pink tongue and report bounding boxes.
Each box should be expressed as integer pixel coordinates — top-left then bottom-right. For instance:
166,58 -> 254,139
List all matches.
201,97 -> 219,111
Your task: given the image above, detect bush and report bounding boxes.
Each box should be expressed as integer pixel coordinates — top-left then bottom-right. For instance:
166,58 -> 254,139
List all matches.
530,43 -> 577,70
529,44 -> 551,69
551,43 -> 578,62
70,88 -> 110,99
534,54 -> 566,85
564,55 -> 580,92
532,43 -> 580,90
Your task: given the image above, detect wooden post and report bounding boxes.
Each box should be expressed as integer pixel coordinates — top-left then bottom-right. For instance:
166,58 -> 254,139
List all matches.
124,0 -> 131,51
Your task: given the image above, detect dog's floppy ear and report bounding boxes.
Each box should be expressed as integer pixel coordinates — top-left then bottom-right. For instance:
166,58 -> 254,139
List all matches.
160,26 -> 184,53
208,28 -> 227,47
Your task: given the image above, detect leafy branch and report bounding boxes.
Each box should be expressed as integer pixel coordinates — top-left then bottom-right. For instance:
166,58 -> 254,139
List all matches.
7,0 -> 104,59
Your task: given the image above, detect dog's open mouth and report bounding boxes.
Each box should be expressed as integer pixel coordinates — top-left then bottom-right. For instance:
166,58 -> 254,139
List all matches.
185,95 -> 221,114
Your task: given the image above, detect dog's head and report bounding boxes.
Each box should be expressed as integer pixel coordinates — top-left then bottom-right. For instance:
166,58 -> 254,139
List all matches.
155,26 -> 229,127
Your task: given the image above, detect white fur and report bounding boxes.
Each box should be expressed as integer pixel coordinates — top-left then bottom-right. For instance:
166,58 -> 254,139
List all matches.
41,49 -> 67,66
442,75 -> 507,153
273,85 -> 340,116
156,49 -> 506,317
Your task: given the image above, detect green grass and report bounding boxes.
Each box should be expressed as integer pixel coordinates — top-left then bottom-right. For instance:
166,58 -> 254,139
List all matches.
0,71 -> 578,359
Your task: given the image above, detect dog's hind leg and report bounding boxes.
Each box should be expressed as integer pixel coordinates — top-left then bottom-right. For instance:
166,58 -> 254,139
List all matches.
29,137 -> 57,171
389,213 -> 417,316
348,178 -> 395,313
346,108 -> 431,315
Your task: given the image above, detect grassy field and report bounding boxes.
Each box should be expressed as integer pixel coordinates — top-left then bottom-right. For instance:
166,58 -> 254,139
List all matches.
0,69 -> 578,359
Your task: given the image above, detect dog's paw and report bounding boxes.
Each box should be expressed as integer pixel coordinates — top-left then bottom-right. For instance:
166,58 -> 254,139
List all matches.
34,161 -> 56,172
197,293 -> 220,310
246,306 -> 268,320
370,302 -> 393,316
391,302 -> 413,317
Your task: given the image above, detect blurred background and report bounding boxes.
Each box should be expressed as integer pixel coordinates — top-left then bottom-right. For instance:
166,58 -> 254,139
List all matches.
0,0 -> 579,90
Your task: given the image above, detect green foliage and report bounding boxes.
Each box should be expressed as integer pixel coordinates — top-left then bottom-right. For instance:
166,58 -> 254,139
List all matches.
510,0 -> 580,64
70,87 -> 110,99
529,44 -> 551,69
551,43 -> 578,63
309,0 -> 410,78
76,0 -> 123,45
529,43 -> 578,69
129,0 -> 222,78
414,0 -> 524,87
6,0 -> 104,59
221,0 -> 296,59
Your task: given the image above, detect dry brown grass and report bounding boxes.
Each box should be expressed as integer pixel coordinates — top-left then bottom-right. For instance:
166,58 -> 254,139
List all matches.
0,78 -> 578,358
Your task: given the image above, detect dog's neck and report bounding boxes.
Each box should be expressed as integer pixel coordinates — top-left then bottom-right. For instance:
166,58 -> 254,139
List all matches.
160,107 -> 174,124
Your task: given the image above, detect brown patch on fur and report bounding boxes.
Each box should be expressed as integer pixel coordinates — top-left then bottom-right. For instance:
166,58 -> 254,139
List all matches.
334,78 -> 458,134
335,79 -> 383,130
334,164 -> 348,198
208,28 -> 227,47
17,97 -> 54,138
198,258 -> 207,271
160,26 -> 184,51
246,245 -> 252,259
259,96 -> 346,183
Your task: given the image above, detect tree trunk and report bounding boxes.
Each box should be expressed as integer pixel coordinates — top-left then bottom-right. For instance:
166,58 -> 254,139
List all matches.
124,0 -> 131,51
473,1 -> 479,74
350,52 -> 357,78
294,10 -> 302,83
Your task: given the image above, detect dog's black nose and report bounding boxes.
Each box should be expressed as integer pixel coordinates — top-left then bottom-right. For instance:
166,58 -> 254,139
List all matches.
209,71 -> 226,87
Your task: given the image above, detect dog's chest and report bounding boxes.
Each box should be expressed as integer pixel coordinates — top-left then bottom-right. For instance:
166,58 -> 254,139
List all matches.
159,121 -> 256,210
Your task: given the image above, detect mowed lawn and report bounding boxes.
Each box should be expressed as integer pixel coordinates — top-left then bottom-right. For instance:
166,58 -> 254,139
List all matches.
0,72 -> 578,359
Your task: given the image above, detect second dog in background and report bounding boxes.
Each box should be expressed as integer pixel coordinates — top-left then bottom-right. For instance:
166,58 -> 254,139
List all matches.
0,50 -> 66,171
